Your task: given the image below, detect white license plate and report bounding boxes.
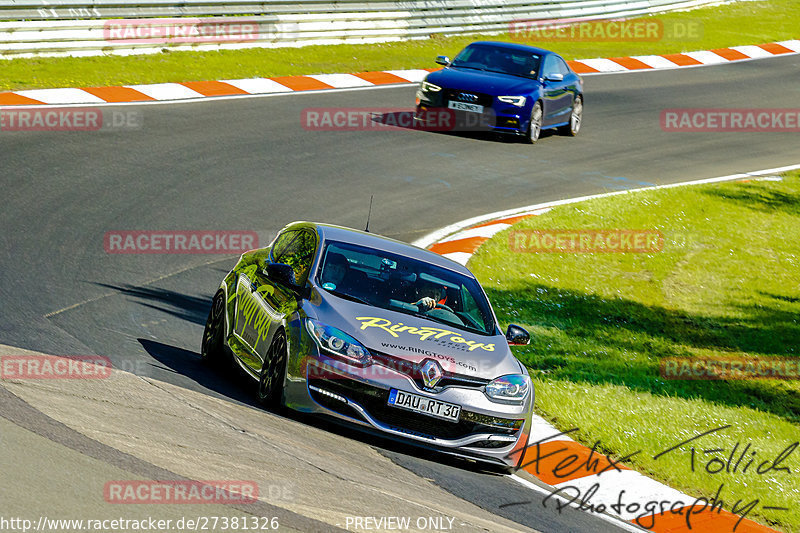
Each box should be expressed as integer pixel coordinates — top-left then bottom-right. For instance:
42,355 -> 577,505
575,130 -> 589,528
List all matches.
387,389 -> 461,422
448,101 -> 484,113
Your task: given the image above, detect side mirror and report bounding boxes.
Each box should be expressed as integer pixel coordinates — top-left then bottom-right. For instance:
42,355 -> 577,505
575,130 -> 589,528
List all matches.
506,324 -> 530,345
435,55 -> 451,66
265,262 -> 298,288
545,73 -> 564,82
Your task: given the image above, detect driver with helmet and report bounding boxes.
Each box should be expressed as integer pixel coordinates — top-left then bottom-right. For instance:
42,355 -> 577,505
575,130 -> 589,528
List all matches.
413,280 -> 447,311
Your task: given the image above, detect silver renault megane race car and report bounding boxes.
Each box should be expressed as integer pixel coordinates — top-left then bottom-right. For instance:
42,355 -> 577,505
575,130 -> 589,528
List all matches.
202,221 -> 534,469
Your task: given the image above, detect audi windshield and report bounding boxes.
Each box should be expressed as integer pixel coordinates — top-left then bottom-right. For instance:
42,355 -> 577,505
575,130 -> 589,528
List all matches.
451,44 -> 541,79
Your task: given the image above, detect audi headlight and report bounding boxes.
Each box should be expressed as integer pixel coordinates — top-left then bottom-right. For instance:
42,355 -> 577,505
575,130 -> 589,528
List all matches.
306,318 -> 372,366
498,96 -> 526,107
485,374 -> 529,402
421,81 -> 442,92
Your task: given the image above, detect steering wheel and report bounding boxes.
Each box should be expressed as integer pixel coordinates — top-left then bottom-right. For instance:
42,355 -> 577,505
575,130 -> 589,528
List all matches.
432,302 -> 455,313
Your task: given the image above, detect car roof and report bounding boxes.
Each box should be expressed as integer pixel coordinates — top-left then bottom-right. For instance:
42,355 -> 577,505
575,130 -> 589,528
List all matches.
283,221 -> 475,277
466,40 -> 554,57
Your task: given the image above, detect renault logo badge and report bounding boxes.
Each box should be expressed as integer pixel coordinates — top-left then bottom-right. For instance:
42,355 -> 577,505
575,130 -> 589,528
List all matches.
421,359 -> 443,389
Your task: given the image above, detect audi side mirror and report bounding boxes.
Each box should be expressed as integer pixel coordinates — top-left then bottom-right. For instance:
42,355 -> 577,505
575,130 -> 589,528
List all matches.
506,324 -> 531,345
545,73 -> 564,82
435,55 -> 451,66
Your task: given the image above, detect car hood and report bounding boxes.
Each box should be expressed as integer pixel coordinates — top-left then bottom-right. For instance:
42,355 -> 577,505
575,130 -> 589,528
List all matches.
311,291 -> 522,379
427,67 -> 540,96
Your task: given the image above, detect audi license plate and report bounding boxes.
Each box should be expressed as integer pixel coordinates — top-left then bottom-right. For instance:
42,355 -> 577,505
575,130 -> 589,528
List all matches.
387,389 -> 461,422
448,101 -> 483,113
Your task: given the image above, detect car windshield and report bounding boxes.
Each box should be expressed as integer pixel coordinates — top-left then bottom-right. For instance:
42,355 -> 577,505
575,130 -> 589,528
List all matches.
316,240 -> 497,336
451,44 -> 540,79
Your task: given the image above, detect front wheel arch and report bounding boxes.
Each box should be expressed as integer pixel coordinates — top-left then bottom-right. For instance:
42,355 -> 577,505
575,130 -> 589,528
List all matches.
201,289 -> 227,366
258,327 -> 288,408
526,100 -> 544,144
559,93 -> 583,137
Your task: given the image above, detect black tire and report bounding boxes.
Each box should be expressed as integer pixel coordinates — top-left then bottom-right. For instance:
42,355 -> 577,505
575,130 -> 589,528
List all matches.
559,95 -> 583,137
526,101 -> 543,144
201,290 -> 226,366
258,329 -> 287,408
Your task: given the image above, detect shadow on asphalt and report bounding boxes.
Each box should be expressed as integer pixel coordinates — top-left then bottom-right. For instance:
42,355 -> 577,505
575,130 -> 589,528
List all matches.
372,111 -> 557,144
94,282 -> 211,327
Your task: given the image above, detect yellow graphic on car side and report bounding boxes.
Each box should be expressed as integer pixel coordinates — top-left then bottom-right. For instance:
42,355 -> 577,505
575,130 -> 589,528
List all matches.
235,274 -> 279,356
355,316 -> 495,352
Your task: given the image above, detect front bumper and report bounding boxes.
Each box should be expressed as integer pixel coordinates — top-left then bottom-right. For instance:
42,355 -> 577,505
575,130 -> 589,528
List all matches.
415,90 -> 528,135
284,346 -> 534,469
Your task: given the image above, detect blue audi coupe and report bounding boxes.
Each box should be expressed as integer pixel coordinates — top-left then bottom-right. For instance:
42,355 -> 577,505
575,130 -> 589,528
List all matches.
415,41 -> 584,143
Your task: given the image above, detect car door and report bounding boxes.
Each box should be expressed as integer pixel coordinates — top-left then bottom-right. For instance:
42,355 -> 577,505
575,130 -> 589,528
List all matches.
233,229 -> 317,373
540,54 -> 573,127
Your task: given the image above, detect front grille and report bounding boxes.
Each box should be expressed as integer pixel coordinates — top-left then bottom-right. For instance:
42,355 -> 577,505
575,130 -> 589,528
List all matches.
371,351 -> 489,392
308,369 -> 522,442
444,89 -> 493,108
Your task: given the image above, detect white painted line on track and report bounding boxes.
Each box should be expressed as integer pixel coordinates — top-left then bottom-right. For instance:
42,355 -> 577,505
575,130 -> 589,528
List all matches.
629,55 -> 680,69
729,45 -> 775,59
14,88 -> 105,104
0,82 -> 420,109
684,50 -> 729,65
529,414 -> 574,442
441,252 -> 473,266
220,78 -> 294,94
413,163 -> 800,249
438,223 -> 512,243
778,39 -> 800,52
576,58 -> 629,72
308,73 -> 374,88
125,83 -> 205,101
382,69 -> 432,82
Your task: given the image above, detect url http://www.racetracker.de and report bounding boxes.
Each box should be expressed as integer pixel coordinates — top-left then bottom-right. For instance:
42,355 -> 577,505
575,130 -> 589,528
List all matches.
0,516 -> 281,532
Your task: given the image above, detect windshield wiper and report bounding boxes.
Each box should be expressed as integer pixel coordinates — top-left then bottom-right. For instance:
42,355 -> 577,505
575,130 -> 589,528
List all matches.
329,291 -> 370,306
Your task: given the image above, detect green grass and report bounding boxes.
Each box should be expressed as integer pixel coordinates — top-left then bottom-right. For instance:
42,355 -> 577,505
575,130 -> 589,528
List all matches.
0,0 -> 797,91
469,173 -> 800,532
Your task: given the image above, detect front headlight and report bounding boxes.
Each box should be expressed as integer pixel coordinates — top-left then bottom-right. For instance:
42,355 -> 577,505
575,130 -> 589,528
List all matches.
498,96 -> 527,107
485,374 -> 529,402
305,318 -> 372,366
421,81 -> 442,92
